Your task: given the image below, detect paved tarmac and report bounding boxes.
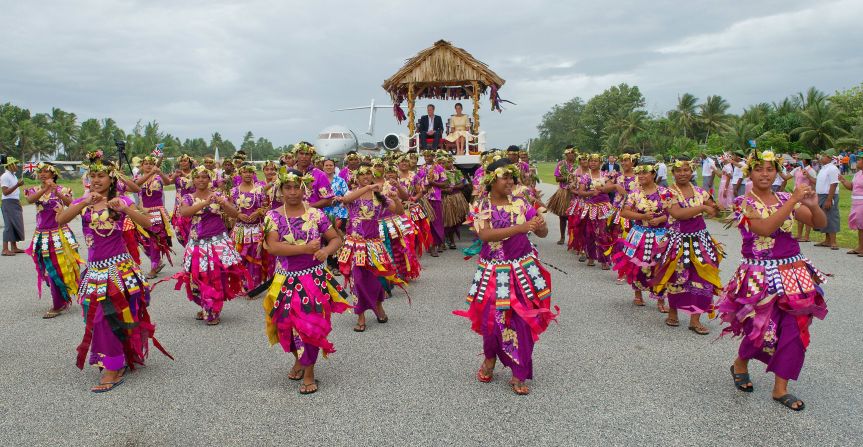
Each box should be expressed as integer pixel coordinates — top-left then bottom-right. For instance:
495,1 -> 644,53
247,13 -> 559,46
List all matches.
1,185 -> 861,446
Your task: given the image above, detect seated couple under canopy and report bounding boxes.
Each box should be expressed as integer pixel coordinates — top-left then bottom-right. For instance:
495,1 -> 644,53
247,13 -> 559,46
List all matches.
418,103 -> 472,155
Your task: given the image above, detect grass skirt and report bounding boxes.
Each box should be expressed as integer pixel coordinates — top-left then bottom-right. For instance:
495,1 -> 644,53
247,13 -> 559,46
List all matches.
76,253 -> 172,370
263,264 -> 352,364
27,226 -> 82,308
443,192 -> 470,228
546,188 -> 571,217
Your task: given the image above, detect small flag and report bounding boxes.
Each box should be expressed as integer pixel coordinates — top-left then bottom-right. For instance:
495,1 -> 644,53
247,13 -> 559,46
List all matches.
747,140 -> 757,148
152,143 -> 164,157
23,162 -> 39,173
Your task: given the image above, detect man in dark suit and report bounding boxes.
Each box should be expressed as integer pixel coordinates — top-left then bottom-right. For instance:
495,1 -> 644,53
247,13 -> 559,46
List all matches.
418,104 -> 444,150
601,155 -> 620,173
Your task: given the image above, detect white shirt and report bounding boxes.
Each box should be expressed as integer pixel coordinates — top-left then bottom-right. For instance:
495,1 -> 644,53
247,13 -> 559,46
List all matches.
815,162 -> 840,194
731,165 -> 743,184
426,114 -> 436,133
656,163 -> 667,180
701,157 -> 716,176
772,166 -> 787,187
1,171 -> 20,200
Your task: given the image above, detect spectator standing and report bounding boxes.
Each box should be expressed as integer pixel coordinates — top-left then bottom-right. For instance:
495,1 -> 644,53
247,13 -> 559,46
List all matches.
1,158 -> 26,256
814,149 -> 841,250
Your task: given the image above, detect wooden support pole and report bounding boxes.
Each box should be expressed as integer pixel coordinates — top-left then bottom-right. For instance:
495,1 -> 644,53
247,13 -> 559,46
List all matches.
407,83 -> 416,137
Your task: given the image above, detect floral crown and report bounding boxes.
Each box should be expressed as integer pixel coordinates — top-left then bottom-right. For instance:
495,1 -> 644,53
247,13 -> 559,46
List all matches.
384,162 -> 399,173
671,159 -> 691,170
421,149 -> 434,157
203,156 -> 215,163
238,163 -> 256,173
619,153 -> 640,161
86,159 -> 119,177
577,153 -> 590,161
294,142 -> 316,155
86,149 -> 104,160
743,150 -> 780,175
345,153 -> 360,161
633,164 -> 657,174
262,160 -> 277,169
356,166 -> 374,176
276,167 -> 314,187
191,165 -> 215,178
588,153 -> 602,161
37,162 -> 59,176
178,153 -> 194,162
481,164 -> 520,186
142,155 -> 159,164
563,147 -> 576,155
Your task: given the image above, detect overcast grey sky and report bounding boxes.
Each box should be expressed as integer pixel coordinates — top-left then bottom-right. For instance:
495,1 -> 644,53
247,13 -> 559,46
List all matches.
2,0 -> 861,148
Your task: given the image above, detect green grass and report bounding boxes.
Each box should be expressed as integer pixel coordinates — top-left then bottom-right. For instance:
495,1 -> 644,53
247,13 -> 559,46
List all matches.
535,161 -> 860,249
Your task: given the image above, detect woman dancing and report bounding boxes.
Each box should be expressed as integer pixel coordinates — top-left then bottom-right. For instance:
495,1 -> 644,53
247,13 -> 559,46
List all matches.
173,166 -> 249,325
652,159 -> 723,333
442,154 -> 470,249
56,159 -> 171,392
576,154 -> 616,269
338,166 -> 405,332
398,155 -> 432,256
380,161 -> 421,282
719,150 -> 827,411
455,159 -> 556,396
566,153 -> 590,260
613,164 -> 671,312
25,163 -> 82,319
608,153 -> 639,262
547,146 -> 576,245
169,154 -> 195,247
262,169 -> 351,394
134,156 -> 174,279
231,163 -> 271,297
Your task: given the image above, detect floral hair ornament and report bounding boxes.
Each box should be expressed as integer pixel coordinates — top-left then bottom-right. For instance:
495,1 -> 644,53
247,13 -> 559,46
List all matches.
36,162 -> 59,176
588,153 -> 603,161
191,165 -> 215,179
86,159 -> 119,178
294,142 -> 316,155
633,164 -> 657,174
178,153 -> 194,162
142,155 -> 159,165
619,153 -> 640,162
355,166 -> 373,176
86,149 -> 104,161
203,156 -> 215,164
743,149 -> 780,175
563,147 -> 576,155
238,163 -> 257,173
262,160 -> 277,170
344,153 -> 360,161
276,167 -> 314,188
481,164 -> 520,186
671,159 -> 692,170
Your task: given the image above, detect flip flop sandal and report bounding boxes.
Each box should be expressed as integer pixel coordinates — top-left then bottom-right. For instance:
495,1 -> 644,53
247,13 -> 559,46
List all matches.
288,369 -> 305,381
353,324 -> 366,332
477,366 -> 494,383
92,367 -> 128,394
773,393 -> 805,411
657,305 -> 669,314
813,242 -> 829,247
665,318 -> 680,327
848,249 -> 860,254
730,365 -> 754,392
43,309 -> 62,319
688,325 -> 710,335
206,318 -> 220,326
154,263 -> 166,274
195,311 -> 205,320
510,382 -> 530,396
556,240 -> 564,245
13,249 -> 25,253
299,380 -> 319,395
578,255 -> 586,262
633,299 -> 646,307
376,316 -> 389,324
146,272 -> 158,279
1,252 -> 14,256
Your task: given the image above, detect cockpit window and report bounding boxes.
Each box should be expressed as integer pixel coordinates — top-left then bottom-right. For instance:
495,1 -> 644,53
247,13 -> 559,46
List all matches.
318,133 -> 330,139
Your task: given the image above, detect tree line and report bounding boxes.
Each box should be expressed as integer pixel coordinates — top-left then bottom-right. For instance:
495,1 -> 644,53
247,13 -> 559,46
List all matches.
0,104 -> 289,162
530,83 -> 863,161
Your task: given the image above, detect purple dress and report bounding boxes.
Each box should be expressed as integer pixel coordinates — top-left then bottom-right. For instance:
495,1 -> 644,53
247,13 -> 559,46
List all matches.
578,172 -> 615,263
337,197 -> 403,316
75,196 -> 170,371
171,173 -> 195,246
231,182 -> 270,290
717,193 -> 828,380
456,196 -> 556,381
425,164 -> 446,245
262,208 -> 350,365
26,186 -> 82,310
136,174 -> 174,271
653,186 -> 723,314
547,160 -> 574,217
611,187 -> 671,296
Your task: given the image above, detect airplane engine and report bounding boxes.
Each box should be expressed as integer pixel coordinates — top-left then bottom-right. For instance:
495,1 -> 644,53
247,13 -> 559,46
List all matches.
383,133 -> 401,151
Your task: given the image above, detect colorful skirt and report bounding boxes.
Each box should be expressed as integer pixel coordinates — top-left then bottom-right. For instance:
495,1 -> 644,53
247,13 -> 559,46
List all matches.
653,227 -> 724,314
263,264 -> 352,365
379,215 -> 421,282
454,254 -> 558,381
566,197 -> 585,252
580,201 -> 615,263
27,225 -> 82,309
121,216 -> 146,265
142,206 -> 174,269
168,233 -> 249,321
611,224 -> 667,294
171,202 -> 192,247
717,254 -> 827,380
76,253 -> 171,370
443,192 -> 470,228
338,234 -> 405,315
546,188 -> 571,217
407,202 -> 433,254
232,221 -> 272,290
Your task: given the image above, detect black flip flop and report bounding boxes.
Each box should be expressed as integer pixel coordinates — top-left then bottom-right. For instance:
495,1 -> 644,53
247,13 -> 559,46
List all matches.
773,393 -> 805,411
288,369 -> 305,381
376,316 -> 388,324
353,324 -> 366,332
730,365 -> 754,392
299,379 -> 319,395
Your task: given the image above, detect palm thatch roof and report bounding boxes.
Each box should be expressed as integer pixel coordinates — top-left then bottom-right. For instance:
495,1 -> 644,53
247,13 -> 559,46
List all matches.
382,40 -> 505,100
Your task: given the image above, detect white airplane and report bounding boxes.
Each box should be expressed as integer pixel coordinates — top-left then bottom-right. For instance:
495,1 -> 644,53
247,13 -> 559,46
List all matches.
314,99 -> 396,159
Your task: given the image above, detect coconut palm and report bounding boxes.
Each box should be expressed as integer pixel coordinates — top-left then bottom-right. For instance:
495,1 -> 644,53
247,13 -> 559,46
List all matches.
48,108 -> 80,159
671,93 -> 699,138
699,95 -> 731,142
796,87 -> 827,109
724,117 -> 765,151
791,101 -> 848,152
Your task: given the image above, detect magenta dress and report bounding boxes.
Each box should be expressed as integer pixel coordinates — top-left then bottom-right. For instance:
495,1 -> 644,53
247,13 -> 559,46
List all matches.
717,193 -> 828,380
171,193 -> 249,322
26,186 -> 82,311
653,186 -> 724,314
425,164 -> 447,245
578,172 -> 616,263
171,174 -> 194,246
608,173 -> 638,257
848,171 -> 863,230
401,172 -> 433,254
74,195 -> 171,371
380,182 -> 422,282
337,197 -> 404,316
454,196 -> 556,381
262,208 -> 351,365
231,182 -> 271,291
611,187 -> 671,297
137,174 -> 174,272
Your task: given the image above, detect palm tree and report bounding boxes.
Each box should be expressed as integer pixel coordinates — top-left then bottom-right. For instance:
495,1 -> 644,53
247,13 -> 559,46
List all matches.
796,87 -> 827,109
49,108 -> 79,159
792,101 -> 849,152
672,93 -> 699,138
699,95 -> 731,142
724,117 -> 764,152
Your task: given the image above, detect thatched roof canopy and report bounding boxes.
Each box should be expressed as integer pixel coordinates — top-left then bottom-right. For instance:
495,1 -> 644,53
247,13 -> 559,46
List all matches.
382,40 -> 505,100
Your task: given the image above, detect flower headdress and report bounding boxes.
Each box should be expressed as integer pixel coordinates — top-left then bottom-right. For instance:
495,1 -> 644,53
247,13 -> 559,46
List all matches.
619,153 -> 640,162
633,164 -> 657,174
262,160 -> 277,170
588,153 -> 602,161
563,147 -> 576,155
36,162 -> 59,176
202,156 -> 215,164
86,159 -> 119,178
191,165 -> 215,179
670,159 -> 692,170
743,149 -> 779,175
276,167 -> 314,188
294,142 -> 316,155
421,149 -> 434,157
178,153 -> 194,163
577,153 -> 589,161
238,163 -> 256,173
142,155 -> 159,165
344,153 -> 360,161
86,149 -> 104,161
355,166 -> 374,176
481,163 -> 521,186
384,162 -> 398,174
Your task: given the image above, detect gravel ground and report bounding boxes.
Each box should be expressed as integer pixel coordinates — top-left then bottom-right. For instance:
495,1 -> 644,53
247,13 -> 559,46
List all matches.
0,185 -> 861,446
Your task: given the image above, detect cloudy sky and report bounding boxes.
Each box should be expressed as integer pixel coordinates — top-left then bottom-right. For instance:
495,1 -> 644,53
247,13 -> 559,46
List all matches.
2,0 -> 861,148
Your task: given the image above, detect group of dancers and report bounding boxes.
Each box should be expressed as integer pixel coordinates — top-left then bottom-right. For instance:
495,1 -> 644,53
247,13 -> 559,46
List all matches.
21,141 -> 827,408
545,146 -> 827,411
